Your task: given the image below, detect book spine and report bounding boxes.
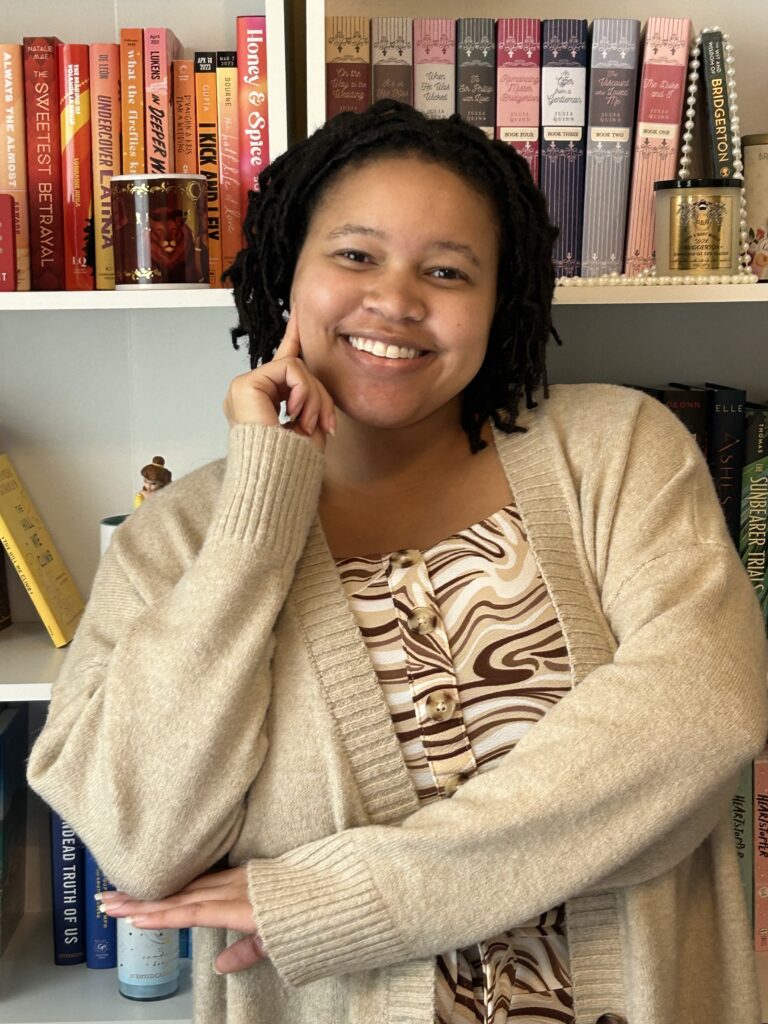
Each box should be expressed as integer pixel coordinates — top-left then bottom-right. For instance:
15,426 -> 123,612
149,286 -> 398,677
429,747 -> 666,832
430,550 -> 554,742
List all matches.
22,37 -> 65,290
624,18 -> 692,276
372,18 -> 413,105
756,753 -> 768,950
236,15 -> 269,218
50,812 -> 86,965
701,30 -> 737,180
58,43 -> 94,291
741,406 -> 768,628
734,764 -> 754,932
0,546 -> 11,631
581,19 -> 641,277
0,44 -> 31,290
0,707 -> 28,955
457,19 -> 496,138
145,29 -> 182,174
660,388 -> 707,456
495,19 -> 541,184
173,59 -> 197,173
413,19 -> 456,121
325,17 -> 371,120
707,386 -> 747,547
195,52 -> 222,287
540,19 -> 589,278
89,43 -> 120,290
0,195 -> 17,291
84,847 -> 116,968
216,52 -> 241,277
120,29 -> 145,175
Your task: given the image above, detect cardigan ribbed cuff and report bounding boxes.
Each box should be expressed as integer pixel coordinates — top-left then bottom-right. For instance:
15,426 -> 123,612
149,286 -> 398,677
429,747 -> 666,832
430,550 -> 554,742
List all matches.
209,424 -> 324,561
246,832 -> 411,987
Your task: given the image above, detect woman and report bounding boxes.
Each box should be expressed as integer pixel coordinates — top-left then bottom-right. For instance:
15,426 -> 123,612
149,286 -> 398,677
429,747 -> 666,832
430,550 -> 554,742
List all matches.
28,101 -> 767,1024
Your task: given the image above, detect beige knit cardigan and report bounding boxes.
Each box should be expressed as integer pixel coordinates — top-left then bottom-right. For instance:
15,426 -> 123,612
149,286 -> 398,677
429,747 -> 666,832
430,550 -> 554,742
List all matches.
28,383 -> 768,1024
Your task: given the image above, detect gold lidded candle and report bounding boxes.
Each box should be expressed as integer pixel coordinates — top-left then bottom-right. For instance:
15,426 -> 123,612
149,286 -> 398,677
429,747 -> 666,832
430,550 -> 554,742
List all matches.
743,134 -> 768,281
653,178 -> 742,277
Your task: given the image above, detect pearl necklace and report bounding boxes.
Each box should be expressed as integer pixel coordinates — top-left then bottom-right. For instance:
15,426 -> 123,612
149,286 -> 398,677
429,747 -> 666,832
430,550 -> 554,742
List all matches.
556,26 -> 757,289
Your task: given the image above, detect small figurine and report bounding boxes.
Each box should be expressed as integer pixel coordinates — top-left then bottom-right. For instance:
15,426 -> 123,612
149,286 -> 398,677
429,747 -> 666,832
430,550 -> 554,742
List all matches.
134,456 -> 172,508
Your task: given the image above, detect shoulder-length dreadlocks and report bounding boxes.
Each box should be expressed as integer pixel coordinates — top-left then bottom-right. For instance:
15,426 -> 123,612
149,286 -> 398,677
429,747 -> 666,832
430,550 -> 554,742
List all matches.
226,99 -> 560,453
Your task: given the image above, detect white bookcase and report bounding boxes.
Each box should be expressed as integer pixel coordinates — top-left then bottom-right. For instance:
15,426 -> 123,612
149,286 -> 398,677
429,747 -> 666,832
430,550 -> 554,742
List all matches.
2,0 -> 768,1021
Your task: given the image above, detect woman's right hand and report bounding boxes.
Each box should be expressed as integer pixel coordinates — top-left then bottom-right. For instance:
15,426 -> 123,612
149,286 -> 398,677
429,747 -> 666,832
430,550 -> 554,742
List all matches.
223,311 -> 336,453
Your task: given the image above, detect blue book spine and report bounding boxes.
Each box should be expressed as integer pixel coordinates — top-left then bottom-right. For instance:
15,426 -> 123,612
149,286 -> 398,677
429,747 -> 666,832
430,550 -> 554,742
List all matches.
84,847 -> 116,968
49,811 -> 86,965
180,927 -> 190,958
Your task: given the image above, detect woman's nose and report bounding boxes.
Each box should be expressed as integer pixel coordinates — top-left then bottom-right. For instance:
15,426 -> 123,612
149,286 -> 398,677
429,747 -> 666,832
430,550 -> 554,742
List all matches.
361,271 -> 426,322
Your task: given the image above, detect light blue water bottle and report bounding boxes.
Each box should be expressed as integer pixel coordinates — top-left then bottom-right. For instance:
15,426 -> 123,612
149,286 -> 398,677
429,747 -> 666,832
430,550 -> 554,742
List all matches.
117,918 -> 180,1000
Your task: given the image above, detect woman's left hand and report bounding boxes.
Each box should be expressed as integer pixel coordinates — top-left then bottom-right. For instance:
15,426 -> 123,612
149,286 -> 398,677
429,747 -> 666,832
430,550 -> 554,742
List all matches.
98,866 -> 266,975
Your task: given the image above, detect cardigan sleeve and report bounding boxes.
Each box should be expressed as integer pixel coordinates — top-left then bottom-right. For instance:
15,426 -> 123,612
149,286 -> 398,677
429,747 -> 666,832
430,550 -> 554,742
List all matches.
27,424 -> 324,900
244,395 -> 768,986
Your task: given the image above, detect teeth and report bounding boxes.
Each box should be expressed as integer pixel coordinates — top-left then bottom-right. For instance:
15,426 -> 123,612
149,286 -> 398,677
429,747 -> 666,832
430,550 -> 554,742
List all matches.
347,336 -> 421,360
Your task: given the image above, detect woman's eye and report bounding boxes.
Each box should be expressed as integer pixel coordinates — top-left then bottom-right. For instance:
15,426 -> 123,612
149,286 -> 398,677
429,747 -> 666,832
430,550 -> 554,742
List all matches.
336,250 -> 371,264
430,267 -> 466,281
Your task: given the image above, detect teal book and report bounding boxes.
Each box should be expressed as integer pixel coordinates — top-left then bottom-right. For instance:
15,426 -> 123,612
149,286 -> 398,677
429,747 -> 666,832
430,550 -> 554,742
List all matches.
740,404 -> 768,627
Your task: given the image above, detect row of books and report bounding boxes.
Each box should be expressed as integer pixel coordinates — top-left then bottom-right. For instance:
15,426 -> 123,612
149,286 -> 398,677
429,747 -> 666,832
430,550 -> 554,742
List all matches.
327,17 -> 737,278
0,17 -> 269,292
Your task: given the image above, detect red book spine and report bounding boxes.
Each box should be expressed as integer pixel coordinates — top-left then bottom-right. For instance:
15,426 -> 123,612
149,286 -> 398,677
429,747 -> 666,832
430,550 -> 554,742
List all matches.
58,43 -> 94,290
145,28 -> 183,174
0,44 -> 31,290
755,753 -> 768,950
236,16 -> 269,220
23,37 -> 66,289
0,195 -> 18,291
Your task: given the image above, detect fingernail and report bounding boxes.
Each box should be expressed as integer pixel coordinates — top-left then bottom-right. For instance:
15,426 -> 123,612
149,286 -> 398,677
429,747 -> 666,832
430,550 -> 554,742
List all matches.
125,916 -> 135,926
327,426 -> 336,437
213,966 -> 224,976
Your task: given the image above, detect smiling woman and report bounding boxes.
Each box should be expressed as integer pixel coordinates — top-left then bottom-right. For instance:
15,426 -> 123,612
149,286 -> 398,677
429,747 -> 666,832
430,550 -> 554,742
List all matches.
26,100 -> 768,1024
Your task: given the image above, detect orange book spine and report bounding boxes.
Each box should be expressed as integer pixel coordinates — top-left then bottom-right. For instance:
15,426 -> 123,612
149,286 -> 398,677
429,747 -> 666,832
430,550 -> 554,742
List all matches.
89,44 -> 121,290
120,28 -> 145,174
236,16 -> 269,221
195,52 -> 222,287
58,43 -> 94,290
216,52 -> 241,276
145,28 -> 182,173
0,44 -> 31,290
173,59 -> 197,173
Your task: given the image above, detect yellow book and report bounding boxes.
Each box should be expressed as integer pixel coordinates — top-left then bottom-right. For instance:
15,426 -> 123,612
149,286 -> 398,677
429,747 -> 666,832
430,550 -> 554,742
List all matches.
0,454 -> 84,647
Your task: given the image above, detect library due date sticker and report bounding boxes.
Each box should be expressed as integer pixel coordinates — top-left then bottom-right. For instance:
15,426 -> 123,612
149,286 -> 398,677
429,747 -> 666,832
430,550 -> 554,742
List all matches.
110,174 -> 210,289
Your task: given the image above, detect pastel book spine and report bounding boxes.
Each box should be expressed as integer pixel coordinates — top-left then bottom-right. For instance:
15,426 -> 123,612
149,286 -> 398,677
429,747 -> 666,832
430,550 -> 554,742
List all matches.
173,59 -> 197,173
733,764 -> 754,931
741,404 -> 768,629
0,194 -> 17,291
58,43 -> 94,290
580,19 -> 641,277
144,28 -> 183,174
413,19 -> 456,121
325,17 -> 371,120
0,44 -> 31,290
457,19 -> 496,139
119,29 -> 145,175
701,29 -> 737,180
22,37 -> 65,290
89,43 -> 121,290
624,18 -> 692,276
705,383 -> 747,548
756,752 -> 768,950
50,812 -> 85,965
0,706 -> 28,955
539,19 -> 589,278
236,15 -> 269,218
0,453 -> 85,647
84,847 -> 116,968
495,19 -> 541,184
0,550 -> 11,631
195,52 -> 222,287
372,18 -> 413,105
216,52 -> 240,276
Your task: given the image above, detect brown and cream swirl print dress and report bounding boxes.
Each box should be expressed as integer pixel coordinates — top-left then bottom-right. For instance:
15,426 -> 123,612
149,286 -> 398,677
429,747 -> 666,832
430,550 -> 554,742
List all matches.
335,502 -> 574,1024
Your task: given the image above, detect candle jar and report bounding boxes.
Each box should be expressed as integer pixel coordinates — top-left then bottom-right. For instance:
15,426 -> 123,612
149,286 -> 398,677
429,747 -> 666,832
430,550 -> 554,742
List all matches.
111,174 -> 209,288
743,134 -> 768,281
653,178 -> 742,277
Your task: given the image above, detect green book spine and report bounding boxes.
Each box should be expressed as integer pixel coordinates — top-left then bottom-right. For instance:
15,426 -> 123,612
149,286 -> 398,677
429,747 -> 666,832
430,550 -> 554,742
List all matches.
740,406 -> 768,628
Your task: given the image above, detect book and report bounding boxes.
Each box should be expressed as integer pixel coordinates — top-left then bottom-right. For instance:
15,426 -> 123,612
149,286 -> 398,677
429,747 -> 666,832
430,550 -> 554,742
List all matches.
0,706 -> 27,955
756,750 -> 768,950
325,17 -> 371,119
0,453 -> 84,647
741,404 -> 768,627
173,59 -> 197,174
659,387 -> 707,456
22,36 -> 66,290
84,847 -> 116,968
624,18 -> 692,277
0,44 -> 31,290
733,765 -> 754,932
701,29 -> 738,180
216,52 -> 241,276
195,52 -> 222,287
371,18 -> 413,105
50,811 -> 86,964
495,19 -> 541,184
236,15 -> 269,217
706,382 -> 748,548
413,19 -> 456,121
539,19 -> 589,278
0,194 -> 17,291
144,28 -> 183,174
58,42 -> 95,290
457,19 -> 496,139
89,43 -> 121,290
119,28 -> 145,175
0,552 -> 10,631
580,19 -> 641,277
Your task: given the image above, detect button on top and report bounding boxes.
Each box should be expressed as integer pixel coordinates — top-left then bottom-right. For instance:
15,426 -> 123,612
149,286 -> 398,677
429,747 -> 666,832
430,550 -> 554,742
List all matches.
425,690 -> 456,722
406,606 -> 437,635
390,549 -> 421,568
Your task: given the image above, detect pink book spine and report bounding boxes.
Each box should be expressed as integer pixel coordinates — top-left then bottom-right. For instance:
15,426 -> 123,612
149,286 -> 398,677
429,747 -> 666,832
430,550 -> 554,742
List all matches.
624,18 -> 692,276
145,28 -> 183,173
495,19 -> 541,184
413,20 -> 456,121
236,15 -> 269,222
755,753 -> 768,950
217,53 -> 241,276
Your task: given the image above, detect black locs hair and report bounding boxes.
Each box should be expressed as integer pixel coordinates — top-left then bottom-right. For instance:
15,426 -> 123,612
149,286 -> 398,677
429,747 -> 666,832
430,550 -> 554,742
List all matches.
226,99 -> 560,453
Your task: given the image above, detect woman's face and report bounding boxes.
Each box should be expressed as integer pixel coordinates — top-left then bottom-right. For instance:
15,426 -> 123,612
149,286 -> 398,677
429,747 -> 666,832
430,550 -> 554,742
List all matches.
289,155 -> 500,432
